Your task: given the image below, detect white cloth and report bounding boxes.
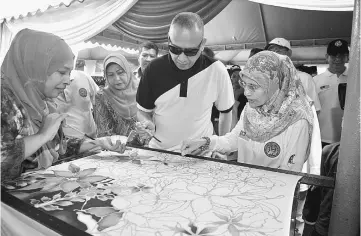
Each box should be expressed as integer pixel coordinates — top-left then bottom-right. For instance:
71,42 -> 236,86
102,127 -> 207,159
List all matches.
248,0 -> 354,11
1,203 -> 61,236
298,71 -> 321,112
314,68 -> 347,143
55,70 -> 99,138
210,105 -> 321,172
0,0 -> 138,64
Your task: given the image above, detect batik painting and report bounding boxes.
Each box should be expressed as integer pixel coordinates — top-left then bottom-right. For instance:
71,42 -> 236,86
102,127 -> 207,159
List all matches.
3,148 -> 301,236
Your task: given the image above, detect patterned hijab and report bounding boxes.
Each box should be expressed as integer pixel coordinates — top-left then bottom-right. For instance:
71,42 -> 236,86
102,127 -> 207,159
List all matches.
1,28 -> 74,168
240,51 -> 313,144
103,53 -> 137,119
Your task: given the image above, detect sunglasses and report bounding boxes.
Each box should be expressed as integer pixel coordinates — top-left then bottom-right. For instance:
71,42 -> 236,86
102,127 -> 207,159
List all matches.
168,37 -> 202,57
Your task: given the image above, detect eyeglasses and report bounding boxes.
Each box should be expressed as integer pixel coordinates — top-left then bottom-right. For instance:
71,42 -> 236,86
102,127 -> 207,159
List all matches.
168,37 -> 202,57
239,80 -> 261,92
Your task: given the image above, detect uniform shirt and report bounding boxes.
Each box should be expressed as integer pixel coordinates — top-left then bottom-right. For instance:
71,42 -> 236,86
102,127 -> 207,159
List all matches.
314,69 -> 347,143
298,71 -> 321,112
209,111 -> 313,172
137,54 -> 234,151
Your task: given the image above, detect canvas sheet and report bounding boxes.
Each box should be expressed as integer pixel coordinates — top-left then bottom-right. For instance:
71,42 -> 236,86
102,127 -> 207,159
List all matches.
2,148 -> 301,236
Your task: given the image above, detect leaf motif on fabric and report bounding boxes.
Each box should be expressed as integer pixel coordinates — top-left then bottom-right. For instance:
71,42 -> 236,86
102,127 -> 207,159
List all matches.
53,170 -> 75,177
111,197 -> 131,210
77,168 -> 97,178
60,181 -> 80,192
97,212 -> 124,231
191,198 -> 212,216
78,175 -> 107,183
228,224 -> 240,236
41,196 -> 51,202
84,207 -> 117,217
42,204 -> 62,211
68,163 -> 81,173
55,201 -> 73,206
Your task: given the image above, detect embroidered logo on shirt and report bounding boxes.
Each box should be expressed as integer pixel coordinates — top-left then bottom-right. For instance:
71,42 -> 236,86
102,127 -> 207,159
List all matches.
335,40 -> 342,47
288,154 -> 296,166
79,88 -> 87,97
264,142 -> 281,158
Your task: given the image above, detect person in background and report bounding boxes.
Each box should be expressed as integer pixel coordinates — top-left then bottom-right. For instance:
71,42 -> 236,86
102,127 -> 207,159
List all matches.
249,48 -> 263,58
94,53 -> 140,138
136,12 -> 234,151
1,29 -> 126,181
181,51 -> 320,173
265,38 -> 321,114
54,70 -> 99,139
227,65 -> 246,128
133,41 -> 159,85
313,39 -> 349,147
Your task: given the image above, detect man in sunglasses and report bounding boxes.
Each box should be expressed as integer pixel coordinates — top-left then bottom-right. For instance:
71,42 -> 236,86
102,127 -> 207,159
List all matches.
136,12 -> 234,151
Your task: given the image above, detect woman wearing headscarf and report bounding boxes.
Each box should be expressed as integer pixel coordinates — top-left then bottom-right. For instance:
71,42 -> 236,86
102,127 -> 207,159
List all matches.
181,51 -> 320,172
1,29 -> 126,181
94,53 -> 139,137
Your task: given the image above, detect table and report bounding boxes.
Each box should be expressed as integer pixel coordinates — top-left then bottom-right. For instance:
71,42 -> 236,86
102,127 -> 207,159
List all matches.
2,146 -> 324,236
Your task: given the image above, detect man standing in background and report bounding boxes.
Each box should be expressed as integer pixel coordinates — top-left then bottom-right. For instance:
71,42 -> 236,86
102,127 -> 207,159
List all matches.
313,39 -> 349,147
133,41 -> 159,85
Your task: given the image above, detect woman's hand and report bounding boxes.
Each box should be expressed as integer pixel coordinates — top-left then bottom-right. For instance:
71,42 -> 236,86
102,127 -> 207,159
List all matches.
38,113 -> 68,141
135,121 -> 155,137
93,137 -> 127,153
211,151 -> 228,160
180,138 -> 207,156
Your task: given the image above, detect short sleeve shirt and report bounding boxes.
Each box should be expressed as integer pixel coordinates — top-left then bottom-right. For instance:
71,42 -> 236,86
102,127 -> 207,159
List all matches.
136,54 -> 234,150
297,71 -> 321,112
313,69 -> 347,143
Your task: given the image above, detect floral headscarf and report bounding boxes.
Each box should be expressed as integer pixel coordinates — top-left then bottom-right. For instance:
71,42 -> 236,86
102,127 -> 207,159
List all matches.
240,51 -> 313,147
103,53 -> 138,119
1,29 -> 74,168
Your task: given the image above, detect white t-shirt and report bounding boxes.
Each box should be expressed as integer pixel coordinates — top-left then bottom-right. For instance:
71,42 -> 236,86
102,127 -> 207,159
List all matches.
313,68 -> 347,143
137,55 -> 234,151
210,110 -> 317,172
298,71 -> 321,112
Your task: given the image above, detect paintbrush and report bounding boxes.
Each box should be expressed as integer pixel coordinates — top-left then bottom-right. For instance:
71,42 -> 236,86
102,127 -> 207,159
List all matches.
62,124 -> 96,140
135,122 -> 162,143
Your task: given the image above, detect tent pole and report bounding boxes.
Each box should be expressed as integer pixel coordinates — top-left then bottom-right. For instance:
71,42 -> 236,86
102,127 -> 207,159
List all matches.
329,0 -> 360,235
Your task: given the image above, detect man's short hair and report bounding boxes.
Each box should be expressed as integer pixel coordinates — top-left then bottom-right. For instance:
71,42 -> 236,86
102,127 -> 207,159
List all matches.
139,41 -> 159,56
170,12 -> 204,36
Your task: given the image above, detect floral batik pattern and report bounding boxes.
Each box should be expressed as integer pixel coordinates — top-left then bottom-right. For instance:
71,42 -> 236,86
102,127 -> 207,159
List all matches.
3,149 -> 301,236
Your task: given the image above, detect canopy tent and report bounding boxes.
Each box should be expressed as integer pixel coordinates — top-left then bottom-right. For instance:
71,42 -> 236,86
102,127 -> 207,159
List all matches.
0,0 -> 354,65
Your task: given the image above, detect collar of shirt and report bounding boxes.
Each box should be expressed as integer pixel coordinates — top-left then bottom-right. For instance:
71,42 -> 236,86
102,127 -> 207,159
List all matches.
133,67 -> 143,80
325,67 -> 348,77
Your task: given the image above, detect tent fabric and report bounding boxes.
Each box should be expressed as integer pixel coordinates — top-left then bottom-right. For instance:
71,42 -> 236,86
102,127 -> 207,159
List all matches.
248,0 -> 354,11
0,0 -> 138,64
112,0 -> 232,42
0,0 -> 84,23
